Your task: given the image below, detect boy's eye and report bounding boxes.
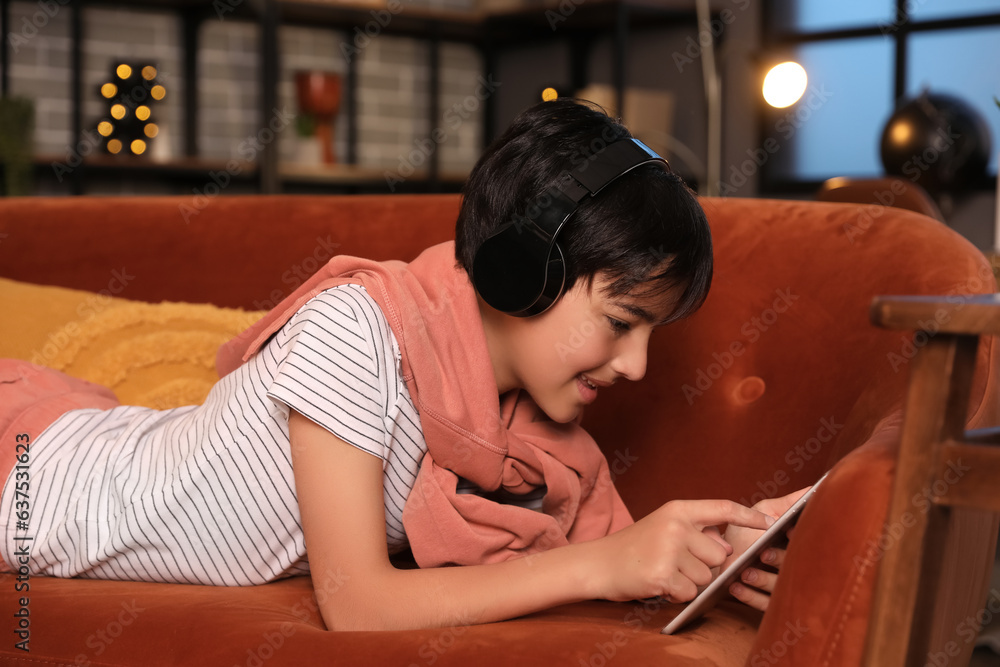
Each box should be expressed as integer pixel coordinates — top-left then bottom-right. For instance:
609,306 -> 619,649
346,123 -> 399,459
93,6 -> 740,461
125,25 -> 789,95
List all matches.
606,316 -> 631,334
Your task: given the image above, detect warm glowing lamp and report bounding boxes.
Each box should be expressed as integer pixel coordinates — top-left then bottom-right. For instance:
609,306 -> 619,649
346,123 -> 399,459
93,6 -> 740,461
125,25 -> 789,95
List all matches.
763,61 -> 808,109
541,87 -> 558,102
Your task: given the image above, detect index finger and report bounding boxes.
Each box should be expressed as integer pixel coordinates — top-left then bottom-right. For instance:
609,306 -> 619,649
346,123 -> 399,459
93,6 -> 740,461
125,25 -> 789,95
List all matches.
687,499 -> 776,531
703,526 -> 733,555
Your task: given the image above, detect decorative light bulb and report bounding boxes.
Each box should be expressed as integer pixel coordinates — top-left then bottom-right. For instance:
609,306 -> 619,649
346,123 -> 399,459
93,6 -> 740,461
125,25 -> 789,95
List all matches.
763,62 -> 808,109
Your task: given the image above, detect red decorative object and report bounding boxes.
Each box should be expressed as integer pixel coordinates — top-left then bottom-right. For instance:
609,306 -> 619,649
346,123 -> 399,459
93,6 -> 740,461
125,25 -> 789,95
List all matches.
295,71 -> 342,164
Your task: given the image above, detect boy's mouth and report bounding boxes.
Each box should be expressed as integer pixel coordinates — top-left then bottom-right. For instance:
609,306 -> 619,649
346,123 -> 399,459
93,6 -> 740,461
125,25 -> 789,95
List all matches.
580,373 -> 614,389
576,374 -> 600,404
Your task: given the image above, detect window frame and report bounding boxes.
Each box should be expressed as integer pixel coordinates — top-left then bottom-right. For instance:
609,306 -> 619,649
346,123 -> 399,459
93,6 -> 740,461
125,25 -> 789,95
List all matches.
759,0 -> 1000,195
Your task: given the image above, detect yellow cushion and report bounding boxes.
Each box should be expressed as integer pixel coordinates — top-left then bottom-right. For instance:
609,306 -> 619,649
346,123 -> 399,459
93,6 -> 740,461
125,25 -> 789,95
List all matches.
0,277 -> 265,409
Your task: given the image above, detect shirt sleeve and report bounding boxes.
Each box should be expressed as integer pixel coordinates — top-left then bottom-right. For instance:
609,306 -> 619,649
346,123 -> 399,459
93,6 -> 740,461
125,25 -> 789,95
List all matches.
265,284 -> 397,461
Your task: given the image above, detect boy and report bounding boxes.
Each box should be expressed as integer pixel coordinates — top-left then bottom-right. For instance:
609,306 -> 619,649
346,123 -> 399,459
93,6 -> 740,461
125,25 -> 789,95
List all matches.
0,98 -> 802,631
228,98 -> 802,630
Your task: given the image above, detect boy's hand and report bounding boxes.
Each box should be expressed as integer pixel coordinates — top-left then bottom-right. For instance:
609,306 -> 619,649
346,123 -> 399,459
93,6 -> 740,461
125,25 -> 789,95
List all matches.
721,486 -> 811,612
588,499 -> 775,604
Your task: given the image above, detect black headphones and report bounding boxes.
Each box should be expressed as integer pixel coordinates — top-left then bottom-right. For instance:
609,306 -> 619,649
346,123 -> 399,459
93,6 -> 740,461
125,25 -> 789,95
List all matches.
472,137 -> 669,317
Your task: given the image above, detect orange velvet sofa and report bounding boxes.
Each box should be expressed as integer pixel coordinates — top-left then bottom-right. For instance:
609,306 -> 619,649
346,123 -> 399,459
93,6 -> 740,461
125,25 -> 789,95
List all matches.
0,194 -> 997,667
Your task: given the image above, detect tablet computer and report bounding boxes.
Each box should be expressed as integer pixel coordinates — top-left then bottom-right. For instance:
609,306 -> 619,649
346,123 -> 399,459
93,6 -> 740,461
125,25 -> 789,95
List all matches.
660,471 -> 830,635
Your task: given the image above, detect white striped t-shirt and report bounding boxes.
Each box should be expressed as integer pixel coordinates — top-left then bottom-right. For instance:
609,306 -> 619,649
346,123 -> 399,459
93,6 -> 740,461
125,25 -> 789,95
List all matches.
0,284 -> 428,586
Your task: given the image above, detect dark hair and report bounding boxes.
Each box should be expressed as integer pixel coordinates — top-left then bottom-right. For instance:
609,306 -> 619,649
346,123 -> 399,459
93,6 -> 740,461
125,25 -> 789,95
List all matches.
455,98 -> 713,323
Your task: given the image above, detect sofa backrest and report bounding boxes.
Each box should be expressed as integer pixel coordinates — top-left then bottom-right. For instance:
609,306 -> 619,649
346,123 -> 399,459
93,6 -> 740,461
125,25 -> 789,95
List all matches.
1,194 -> 996,518
0,194 -> 459,310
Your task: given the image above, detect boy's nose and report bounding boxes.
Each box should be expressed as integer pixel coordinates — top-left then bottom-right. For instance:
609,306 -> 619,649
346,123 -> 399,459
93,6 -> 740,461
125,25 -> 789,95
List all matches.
610,333 -> 649,382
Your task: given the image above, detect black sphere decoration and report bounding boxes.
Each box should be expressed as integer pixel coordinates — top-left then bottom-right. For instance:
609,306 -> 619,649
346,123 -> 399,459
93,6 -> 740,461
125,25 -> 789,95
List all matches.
880,91 -> 991,196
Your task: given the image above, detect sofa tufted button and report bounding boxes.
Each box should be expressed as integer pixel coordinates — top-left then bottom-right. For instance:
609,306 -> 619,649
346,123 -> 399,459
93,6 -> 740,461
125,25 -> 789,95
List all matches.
733,376 -> 766,405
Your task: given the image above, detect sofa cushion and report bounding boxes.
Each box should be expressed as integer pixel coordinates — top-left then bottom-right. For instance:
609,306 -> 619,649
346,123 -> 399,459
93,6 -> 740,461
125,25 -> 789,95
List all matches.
0,277 -> 263,409
0,571 -> 764,667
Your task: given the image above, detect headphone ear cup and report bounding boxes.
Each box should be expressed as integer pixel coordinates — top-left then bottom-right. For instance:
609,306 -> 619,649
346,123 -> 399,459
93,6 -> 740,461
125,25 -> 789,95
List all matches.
472,222 -> 565,317
523,241 -> 566,317
470,139 -> 667,316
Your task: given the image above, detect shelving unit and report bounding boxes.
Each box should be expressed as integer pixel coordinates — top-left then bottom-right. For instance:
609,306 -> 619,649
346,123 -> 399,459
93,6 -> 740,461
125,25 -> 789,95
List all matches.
0,0 -> 709,196
482,0 -> 706,119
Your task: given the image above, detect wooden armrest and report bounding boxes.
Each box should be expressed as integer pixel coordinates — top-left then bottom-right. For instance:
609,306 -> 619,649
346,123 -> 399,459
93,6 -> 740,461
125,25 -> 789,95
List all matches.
870,294 -> 1000,335
864,293 -> 1000,667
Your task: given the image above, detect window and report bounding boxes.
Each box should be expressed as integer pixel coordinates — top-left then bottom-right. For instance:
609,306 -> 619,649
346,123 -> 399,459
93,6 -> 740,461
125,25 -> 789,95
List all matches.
907,25 -> 1000,174
761,0 -> 1000,190
770,0 -> 894,33
909,0 -> 1000,22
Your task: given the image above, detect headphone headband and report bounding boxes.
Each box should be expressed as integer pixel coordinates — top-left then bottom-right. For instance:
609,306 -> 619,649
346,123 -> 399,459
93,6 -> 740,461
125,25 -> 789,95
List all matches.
472,137 -> 668,317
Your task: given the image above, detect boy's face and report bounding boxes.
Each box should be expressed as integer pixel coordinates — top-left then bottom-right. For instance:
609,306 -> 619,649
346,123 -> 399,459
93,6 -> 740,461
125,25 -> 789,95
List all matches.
482,271 -> 679,424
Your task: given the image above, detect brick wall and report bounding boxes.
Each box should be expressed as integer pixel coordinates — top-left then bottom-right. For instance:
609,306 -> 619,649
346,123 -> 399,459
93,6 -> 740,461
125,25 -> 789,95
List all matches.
3,0 -> 483,191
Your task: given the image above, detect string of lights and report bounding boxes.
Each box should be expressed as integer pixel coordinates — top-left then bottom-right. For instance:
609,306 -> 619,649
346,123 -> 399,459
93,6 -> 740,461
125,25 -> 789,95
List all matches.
97,62 -> 165,156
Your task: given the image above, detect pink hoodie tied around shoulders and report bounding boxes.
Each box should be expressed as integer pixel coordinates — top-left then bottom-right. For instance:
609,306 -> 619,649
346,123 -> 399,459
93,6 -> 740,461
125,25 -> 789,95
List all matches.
216,240 -> 634,568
